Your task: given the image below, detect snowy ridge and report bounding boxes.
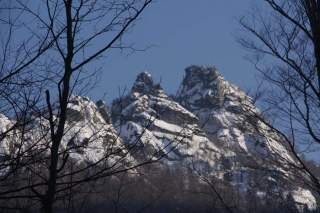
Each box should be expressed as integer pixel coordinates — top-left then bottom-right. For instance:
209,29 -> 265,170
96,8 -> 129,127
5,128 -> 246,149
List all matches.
0,66 -> 318,211
111,72 -> 219,166
0,95 -> 136,176
62,95 -> 132,166
177,65 -> 294,162
176,65 -> 317,210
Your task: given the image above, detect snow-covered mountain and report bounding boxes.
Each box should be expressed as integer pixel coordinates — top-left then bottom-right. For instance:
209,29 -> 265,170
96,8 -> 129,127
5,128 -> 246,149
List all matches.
0,65 -> 318,211
176,65 -> 317,210
109,65 -> 317,211
110,71 -> 219,165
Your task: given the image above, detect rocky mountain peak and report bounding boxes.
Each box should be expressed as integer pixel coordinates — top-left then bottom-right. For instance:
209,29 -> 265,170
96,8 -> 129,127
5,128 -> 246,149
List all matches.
111,70 -> 217,163
132,71 -> 163,94
177,65 -> 228,110
183,65 -> 221,87
137,71 -> 153,86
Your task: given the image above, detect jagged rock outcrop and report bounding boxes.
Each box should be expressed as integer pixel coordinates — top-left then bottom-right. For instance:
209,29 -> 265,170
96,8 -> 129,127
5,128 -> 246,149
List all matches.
177,65 -> 226,109
96,100 -> 113,124
111,71 -> 218,163
132,71 -> 163,96
63,95 -> 132,164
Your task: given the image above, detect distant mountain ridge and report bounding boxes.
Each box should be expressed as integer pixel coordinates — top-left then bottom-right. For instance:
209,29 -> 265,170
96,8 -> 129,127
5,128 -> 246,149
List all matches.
0,65 -> 318,212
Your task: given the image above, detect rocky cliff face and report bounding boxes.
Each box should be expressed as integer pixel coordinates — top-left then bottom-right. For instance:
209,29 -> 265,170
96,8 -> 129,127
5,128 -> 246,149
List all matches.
0,66 -> 317,211
178,65 -> 225,109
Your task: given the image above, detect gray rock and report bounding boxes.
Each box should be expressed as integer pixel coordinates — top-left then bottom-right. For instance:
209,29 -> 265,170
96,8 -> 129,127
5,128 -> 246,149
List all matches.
178,65 -> 227,109
96,100 -> 113,124
132,71 -> 154,93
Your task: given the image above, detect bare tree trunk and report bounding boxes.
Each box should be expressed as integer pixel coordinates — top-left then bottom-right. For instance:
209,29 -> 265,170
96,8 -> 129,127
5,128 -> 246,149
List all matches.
0,0 -> 156,211
304,0 -> 320,96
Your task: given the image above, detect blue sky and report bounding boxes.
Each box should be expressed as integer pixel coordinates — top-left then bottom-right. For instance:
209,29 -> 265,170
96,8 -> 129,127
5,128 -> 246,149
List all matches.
90,0 -> 255,103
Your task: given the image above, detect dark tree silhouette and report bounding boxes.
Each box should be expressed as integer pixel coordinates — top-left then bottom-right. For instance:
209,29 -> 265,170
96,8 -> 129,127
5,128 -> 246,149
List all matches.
236,0 -> 320,198
0,1 -> 163,212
